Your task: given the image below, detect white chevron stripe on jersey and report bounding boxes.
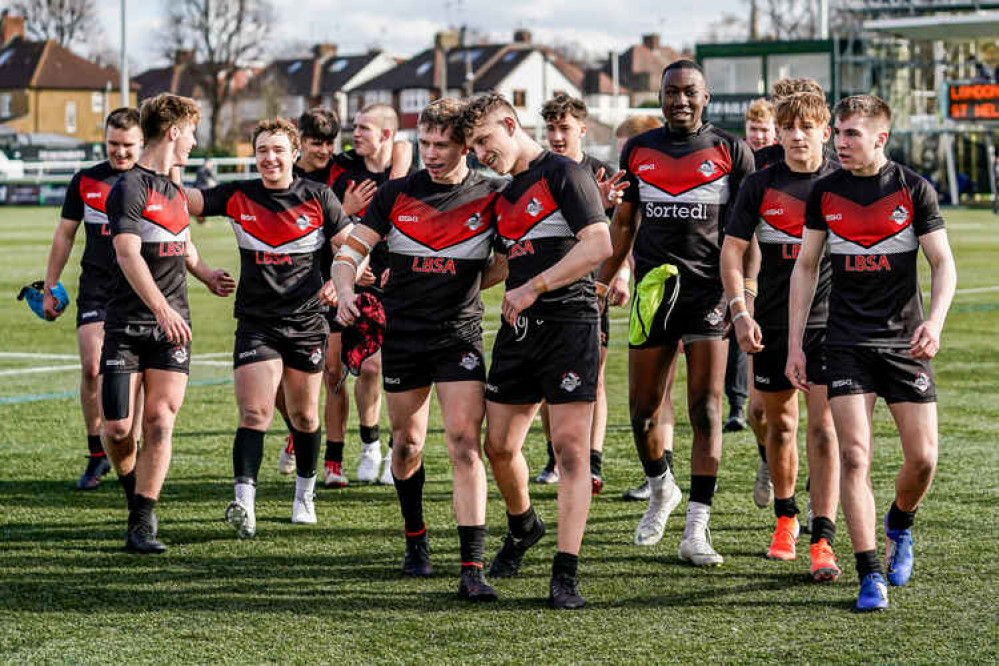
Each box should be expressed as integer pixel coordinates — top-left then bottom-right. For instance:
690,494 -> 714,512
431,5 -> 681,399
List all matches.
828,228 -> 918,255
83,206 -> 109,226
386,226 -> 493,260
231,224 -> 325,253
638,175 -> 730,205
755,219 -> 801,245
136,222 -> 188,243
520,210 -> 573,241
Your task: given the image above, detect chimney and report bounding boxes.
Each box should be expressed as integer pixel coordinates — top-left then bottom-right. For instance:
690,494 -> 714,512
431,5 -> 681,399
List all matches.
513,29 -> 532,44
313,43 -> 338,59
174,49 -> 196,66
1,11 -> 25,46
642,33 -> 660,50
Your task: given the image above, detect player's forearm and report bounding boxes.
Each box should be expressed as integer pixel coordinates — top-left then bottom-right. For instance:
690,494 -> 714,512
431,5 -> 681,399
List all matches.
536,226 -> 612,293
331,262 -> 357,302
787,262 -> 818,351
45,221 -> 77,287
720,238 -> 748,312
925,246 -> 957,327
184,241 -> 215,286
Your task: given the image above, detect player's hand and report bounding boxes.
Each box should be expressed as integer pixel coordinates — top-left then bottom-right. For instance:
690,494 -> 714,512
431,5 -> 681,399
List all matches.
608,275 -> 630,307
380,269 -> 390,288
595,168 -> 628,210
734,315 -> 764,353
342,179 -> 377,217
502,282 -> 539,326
909,318 -> 942,359
206,269 -> 235,297
42,289 -> 64,321
155,306 -> 191,345
317,279 -> 338,307
356,265 -> 376,287
336,291 -> 360,327
785,347 -> 809,392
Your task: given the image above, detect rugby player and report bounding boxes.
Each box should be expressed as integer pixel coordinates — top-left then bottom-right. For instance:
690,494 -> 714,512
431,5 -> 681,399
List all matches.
461,93 -> 612,609
721,92 -> 841,581
789,94 -> 956,611
101,94 -> 234,554
744,98 -> 777,151
329,98 -> 504,600
534,94 -> 629,494
596,60 -> 754,564
44,108 -> 143,490
184,118 -> 349,537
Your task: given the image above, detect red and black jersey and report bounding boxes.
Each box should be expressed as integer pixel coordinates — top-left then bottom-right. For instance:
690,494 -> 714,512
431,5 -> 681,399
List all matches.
495,151 -> 607,322
60,161 -> 126,301
805,161 -> 945,348
754,144 -> 839,171
621,123 -> 754,284
726,159 -> 837,330
360,169 -> 503,334
201,177 -> 347,324
105,166 -> 191,328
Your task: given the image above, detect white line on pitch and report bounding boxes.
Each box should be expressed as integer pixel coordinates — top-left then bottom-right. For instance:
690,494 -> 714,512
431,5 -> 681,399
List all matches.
0,352 -> 79,360
956,285 -> 999,295
0,364 -> 80,376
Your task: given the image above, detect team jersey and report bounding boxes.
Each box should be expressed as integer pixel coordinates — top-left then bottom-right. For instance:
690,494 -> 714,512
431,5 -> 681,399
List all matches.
621,123 -> 754,283
292,161 -> 339,281
360,169 -> 503,333
726,159 -> 837,330
755,143 -> 839,171
805,161 -> 945,347
495,151 -> 607,322
60,161 -> 125,299
105,165 -> 191,328
200,177 -> 347,323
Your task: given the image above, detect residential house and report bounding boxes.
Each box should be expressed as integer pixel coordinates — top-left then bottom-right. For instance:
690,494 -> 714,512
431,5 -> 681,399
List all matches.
605,33 -> 687,107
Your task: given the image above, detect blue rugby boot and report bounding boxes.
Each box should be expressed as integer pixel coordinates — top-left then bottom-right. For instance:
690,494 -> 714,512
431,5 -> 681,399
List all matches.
885,513 -> 914,586
855,572 -> 889,612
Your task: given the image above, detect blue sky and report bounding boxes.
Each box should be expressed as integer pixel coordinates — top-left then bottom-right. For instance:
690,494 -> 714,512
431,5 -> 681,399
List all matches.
96,0 -> 747,71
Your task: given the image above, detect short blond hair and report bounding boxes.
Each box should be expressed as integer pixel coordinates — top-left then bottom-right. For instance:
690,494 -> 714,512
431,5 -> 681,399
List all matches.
251,117 -> 300,152
745,98 -> 775,124
140,94 -> 200,143
614,114 -> 663,140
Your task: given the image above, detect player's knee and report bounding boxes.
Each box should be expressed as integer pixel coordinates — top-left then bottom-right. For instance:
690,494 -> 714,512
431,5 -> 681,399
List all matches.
81,362 -> 101,385
142,408 -> 176,443
287,409 -> 319,433
448,433 -> 482,469
483,437 -> 515,465
393,433 -> 423,463
840,445 -> 869,475
748,399 -> 765,427
689,394 -> 723,436
102,420 -> 131,442
239,403 -> 272,430
768,414 -> 798,448
906,448 -> 937,482
807,424 -> 837,457
552,440 -> 587,476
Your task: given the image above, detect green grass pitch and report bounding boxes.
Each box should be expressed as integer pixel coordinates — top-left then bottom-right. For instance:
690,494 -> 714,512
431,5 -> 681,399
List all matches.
0,205 -> 996,663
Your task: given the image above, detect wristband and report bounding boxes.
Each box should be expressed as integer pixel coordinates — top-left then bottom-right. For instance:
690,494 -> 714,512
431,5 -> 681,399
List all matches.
744,288 -> 757,298
531,274 -> 549,294
728,295 -> 745,309
616,266 -> 631,282
332,257 -> 357,271
732,311 -> 750,323
744,278 -> 758,292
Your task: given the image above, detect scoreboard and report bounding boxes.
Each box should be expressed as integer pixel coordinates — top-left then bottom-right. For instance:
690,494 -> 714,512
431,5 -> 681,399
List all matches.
947,82 -> 999,121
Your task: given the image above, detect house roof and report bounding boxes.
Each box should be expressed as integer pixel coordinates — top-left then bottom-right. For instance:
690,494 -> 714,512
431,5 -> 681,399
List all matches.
251,52 -> 382,98
606,43 -> 688,92
133,64 -> 203,101
0,37 -> 136,91
582,68 -> 628,95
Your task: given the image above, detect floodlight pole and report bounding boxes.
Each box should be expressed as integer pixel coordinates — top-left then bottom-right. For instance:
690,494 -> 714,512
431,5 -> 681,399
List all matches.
120,0 -> 128,108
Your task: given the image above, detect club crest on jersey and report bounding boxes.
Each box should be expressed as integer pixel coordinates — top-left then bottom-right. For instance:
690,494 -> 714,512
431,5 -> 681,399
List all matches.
889,205 -> 910,225
172,347 -> 188,364
459,352 -> 480,371
526,197 -> 544,218
295,214 -> 311,230
466,212 -> 482,231
705,306 -> 724,326
698,160 -> 719,178
560,371 -> 581,393
310,348 -> 323,365
913,371 -> 930,393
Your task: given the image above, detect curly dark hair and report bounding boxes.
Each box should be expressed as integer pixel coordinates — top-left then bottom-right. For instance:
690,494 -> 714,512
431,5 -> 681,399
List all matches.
458,92 -> 519,138
540,94 -> 588,122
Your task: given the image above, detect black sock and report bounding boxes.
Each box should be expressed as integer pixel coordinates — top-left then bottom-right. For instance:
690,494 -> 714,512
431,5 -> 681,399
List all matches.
757,444 -> 767,463
118,470 -> 136,510
128,494 -> 156,529
811,516 -> 836,546
232,427 -> 265,483
544,440 -> 556,471
291,427 -> 321,478
324,440 -> 345,463
641,454 -> 670,479
87,435 -> 104,457
359,424 -> 380,444
663,449 -> 674,474
689,474 -> 717,505
805,476 -> 811,493
394,464 -> 425,535
589,450 -> 602,477
386,436 -> 393,451
774,495 -> 799,519
507,505 -> 538,538
855,549 -> 882,578
458,524 -> 486,568
887,501 -> 917,531
552,551 -> 578,578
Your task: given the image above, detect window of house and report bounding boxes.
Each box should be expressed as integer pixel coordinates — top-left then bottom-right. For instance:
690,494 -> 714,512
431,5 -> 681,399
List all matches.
512,89 -> 527,107
0,93 -> 10,117
91,92 -> 103,113
401,89 -> 429,113
65,101 -> 77,133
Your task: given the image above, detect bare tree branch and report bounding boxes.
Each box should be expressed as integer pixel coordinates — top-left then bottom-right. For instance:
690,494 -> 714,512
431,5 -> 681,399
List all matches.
10,0 -> 97,49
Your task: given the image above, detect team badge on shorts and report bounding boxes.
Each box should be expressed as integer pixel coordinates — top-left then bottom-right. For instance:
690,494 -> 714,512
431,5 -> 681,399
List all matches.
459,351 -> 480,371
560,371 -> 581,393
913,371 -> 930,393
705,306 -> 724,326
889,205 -> 910,225
310,348 -> 323,366
465,213 -> 482,231
526,197 -> 544,217
172,347 -> 188,364
698,160 -> 719,178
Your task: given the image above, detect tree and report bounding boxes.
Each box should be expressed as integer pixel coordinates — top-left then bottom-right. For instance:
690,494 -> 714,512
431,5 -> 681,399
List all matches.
162,0 -> 274,151
10,0 -> 96,50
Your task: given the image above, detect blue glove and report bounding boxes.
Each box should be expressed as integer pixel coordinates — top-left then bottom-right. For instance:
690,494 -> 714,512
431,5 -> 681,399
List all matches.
17,280 -> 70,320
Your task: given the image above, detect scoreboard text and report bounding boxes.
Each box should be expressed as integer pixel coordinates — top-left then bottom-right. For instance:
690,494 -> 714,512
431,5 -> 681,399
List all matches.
948,83 -> 999,121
